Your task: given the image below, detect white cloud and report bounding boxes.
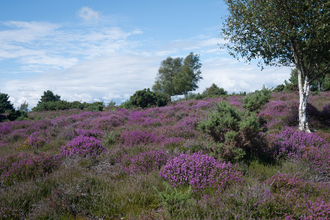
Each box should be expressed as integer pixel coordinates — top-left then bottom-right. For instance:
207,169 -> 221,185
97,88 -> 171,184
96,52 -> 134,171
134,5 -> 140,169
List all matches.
0,20 -> 143,72
196,57 -> 291,94
77,7 -> 100,21
1,54 -> 162,108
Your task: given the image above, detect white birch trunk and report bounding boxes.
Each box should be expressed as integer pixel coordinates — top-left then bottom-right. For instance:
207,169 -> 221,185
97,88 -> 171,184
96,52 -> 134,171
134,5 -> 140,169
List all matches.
297,69 -> 311,133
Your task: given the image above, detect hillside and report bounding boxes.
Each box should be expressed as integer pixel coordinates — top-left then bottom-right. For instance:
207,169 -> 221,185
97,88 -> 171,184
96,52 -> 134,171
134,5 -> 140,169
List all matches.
1,91 -> 330,219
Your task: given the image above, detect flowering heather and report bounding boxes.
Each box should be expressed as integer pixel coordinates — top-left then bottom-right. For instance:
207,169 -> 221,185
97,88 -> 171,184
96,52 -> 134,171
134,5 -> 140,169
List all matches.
59,135 -> 107,158
321,103 -> 330,126
51,116 -> 74,127
262,174 -> 330,218
90,115 -> 123,130
259,100 -> 292,120
0,152 -> 62,186
268,127 -> 325,159
160,151 -> 244,192
75,128 -> 104,139
17,133 -> 46,151
119,150 -> 169,174
119,131 -> 162,146
119,130 -> 184,147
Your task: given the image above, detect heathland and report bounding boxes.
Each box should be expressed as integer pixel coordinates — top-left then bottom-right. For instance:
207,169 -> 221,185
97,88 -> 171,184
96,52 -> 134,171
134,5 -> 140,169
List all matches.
1,90 -> 330,219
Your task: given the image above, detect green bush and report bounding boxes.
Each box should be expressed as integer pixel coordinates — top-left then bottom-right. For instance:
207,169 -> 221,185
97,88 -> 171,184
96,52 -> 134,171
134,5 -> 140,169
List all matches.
128,88 -> 170,108
86,102 -> 104,112
242,86 -> 272,112
273,84 -> 285,92
202,83 -> 227,97
7,110 -> 28,121
198,101 -> 267,161
32,100 -> 86,112
153,182 -> 192,218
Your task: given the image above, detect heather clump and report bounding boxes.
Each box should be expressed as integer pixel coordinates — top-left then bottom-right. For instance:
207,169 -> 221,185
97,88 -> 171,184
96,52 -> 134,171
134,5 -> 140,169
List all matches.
198,101 -> 267,161
75,128 -> 104,138
321,103 -> 330,126
60,135 -> 107,158
119,150 -> 169,174
0,152 -> 61,186
267,127 -> 325,159
90,114 -> 123,130
17,133 -> 46,151
160,151 -> 244,192
119,131 -> 160,146
259,174 -> 330,218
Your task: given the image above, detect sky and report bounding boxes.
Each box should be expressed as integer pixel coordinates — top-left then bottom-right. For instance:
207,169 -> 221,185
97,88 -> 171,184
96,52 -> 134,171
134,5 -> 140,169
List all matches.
0,0 -> 292,109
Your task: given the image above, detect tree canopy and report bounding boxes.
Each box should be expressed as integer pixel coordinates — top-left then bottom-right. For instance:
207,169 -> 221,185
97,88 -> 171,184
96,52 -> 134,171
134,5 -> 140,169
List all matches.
221,0 -> 330,132
202,83 -> 228,97
39,90 -> 61,103
0,93 -> 14,114
152,52 -> 202,99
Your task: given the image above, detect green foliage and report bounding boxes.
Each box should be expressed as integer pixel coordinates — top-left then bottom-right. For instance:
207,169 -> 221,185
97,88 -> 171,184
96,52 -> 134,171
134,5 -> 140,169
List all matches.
173,53 -> 203,99
0,93 -> 14,114
39,90 -> 61,103
202,83 -> 227,97
7,110 -> 28,121
153,182 -> 192,217
128,88 -> 169,109
104,131 -> 118,146
152,57 -> 183,96
242,86 -> 272,112
324,75 -> 330,91
198,101 -> 267,161
152,52 -> 202,98
273,84 -> 285,92
184,92 -> 204,100
86,102 -> 104,112
32,100 -> 104,112
106,101 -> 116,109
32,100 -> 84,112
18,101 -> 29,112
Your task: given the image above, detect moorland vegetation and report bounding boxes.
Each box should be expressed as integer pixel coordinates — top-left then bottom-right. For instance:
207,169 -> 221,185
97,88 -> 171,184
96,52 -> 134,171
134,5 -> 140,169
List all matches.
1,84 -> 330,219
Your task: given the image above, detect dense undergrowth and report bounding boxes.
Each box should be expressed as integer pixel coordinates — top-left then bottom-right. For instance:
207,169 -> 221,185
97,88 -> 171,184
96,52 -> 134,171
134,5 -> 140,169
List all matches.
1,91 -> 330,219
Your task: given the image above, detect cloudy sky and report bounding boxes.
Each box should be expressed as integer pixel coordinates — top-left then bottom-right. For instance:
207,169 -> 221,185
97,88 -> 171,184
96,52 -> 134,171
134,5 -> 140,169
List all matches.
0,0 -> 292,109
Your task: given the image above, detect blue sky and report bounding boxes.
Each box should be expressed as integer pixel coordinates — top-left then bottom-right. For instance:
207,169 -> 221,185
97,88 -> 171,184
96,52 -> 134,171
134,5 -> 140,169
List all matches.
0,0 -> 291,108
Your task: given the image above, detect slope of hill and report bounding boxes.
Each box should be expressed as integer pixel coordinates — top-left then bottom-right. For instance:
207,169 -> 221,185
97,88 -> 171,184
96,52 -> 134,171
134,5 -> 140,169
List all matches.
1,91 -> 330,219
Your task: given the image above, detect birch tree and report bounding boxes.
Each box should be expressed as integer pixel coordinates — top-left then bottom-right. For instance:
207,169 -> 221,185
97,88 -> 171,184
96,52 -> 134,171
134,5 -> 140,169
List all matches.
220,0 -> 330,132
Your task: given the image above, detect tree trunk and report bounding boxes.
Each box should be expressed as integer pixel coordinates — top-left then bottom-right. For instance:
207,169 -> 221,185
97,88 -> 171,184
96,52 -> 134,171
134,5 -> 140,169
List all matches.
320,81 -> 324,92
184,88 -> 187,101
297,69 -> 311,133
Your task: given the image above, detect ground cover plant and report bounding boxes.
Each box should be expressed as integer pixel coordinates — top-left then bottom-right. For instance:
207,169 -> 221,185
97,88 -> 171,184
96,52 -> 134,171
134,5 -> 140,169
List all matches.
1,91 -> 330,219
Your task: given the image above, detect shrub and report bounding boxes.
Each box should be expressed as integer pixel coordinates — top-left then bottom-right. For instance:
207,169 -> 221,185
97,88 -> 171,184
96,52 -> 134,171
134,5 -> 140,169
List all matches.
153,182 -> 192,217
86,102 -> 104,112
129,88 -> 169,108
242,85 -> 272,112
32,100 -> 85,112
160,151 -> 244,192
202,83 -> 227,97
273,84 -> 285,92
198,101 -> 267,161
59,135 -> 107,158
7,110 -> 27,121
120,150 -> 169,174
0,152 -> 62,186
